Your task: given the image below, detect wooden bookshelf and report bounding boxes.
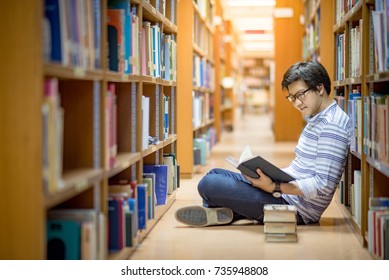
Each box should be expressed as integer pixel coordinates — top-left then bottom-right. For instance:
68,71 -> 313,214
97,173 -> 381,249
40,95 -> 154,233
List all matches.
0,0 -> 44,260
273,0 -> 304,141
221,19 -> 236,132
177,0 -> 218,178
213,0 -> 225,141
0,0 -> 178,260
302,0 -> 334,89
330,0 -> 389,258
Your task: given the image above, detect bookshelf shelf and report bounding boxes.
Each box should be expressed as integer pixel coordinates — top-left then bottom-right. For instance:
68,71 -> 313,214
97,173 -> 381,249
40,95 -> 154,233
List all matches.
44,64 -> 104,80
107,152 -> 142,178
105,72 -> 141,82
45,168 -> 104,209
366,71 -> 389,82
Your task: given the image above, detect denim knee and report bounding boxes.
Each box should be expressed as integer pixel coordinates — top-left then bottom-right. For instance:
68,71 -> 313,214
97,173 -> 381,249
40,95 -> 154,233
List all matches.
198,173 -> 213,195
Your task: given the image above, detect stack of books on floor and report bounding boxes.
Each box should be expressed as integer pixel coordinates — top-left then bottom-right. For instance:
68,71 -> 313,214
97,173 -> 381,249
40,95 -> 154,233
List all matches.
263,204 -> 298,242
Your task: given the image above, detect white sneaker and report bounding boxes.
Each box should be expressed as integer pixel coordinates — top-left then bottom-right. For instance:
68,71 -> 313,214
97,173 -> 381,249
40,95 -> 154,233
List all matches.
175,205 -> 233,227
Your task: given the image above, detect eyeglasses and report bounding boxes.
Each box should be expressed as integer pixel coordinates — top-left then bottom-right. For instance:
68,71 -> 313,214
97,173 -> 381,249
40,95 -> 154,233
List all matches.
286,88 -> 311,103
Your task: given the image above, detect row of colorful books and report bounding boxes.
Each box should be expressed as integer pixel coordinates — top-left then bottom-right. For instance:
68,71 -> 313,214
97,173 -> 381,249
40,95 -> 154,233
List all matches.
44,0 -> 101,69
108,157 -> 179,252
192,55 -> 215,90
46,209 -> 106,260
368,197 -> 389,260
44,0 -> 177,80
263,204 -> 298,242
193,129 -> 217,166
45,155 -> 179,259
192,91 -> 214,128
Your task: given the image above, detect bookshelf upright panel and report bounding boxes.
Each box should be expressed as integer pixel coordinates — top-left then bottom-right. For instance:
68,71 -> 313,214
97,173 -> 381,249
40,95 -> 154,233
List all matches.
0,0 -> 44,259
177,0 -> 217,178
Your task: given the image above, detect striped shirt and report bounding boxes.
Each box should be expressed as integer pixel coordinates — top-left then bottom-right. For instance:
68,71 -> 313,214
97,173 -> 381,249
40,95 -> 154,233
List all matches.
282,101 -> 351,224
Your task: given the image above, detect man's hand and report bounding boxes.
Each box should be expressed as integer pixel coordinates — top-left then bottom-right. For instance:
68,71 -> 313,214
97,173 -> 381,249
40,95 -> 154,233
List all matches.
243,168 -> 275,193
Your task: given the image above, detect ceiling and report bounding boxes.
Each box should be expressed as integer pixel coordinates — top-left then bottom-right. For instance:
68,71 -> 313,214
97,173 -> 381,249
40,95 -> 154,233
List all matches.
221,0 -> 275,59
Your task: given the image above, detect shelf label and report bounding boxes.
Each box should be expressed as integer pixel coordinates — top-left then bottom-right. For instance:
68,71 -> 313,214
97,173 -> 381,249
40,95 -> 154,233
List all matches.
122,161 -> 129,169
152,7 -> 157,14
374,73 -> 379,80
121,74 -> 129,81
75,179 -> 88,191
74,67 -> 86,78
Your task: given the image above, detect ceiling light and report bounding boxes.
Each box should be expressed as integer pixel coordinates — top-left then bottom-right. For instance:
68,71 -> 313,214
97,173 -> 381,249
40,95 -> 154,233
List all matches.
227,0 -> 275,7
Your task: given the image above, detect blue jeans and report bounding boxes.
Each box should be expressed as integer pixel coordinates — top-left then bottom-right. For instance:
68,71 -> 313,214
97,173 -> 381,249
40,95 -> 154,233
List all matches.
198,168 -> 305,225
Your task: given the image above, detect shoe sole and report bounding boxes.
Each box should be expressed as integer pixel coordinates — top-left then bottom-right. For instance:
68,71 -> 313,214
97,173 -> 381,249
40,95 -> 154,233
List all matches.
175,206 -> 233,227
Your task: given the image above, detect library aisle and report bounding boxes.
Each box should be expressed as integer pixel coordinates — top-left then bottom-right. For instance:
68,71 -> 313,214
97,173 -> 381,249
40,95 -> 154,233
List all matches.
130,111 -> 372,260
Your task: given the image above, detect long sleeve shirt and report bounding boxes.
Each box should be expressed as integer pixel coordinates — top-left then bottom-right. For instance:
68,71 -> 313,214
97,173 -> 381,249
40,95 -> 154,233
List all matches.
282,101 -> 351,224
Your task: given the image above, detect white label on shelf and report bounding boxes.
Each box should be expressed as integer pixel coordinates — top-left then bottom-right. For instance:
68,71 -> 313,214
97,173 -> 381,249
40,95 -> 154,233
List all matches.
73,67 -> 86,78
122,161 -> 129,169
75,179 -> 88,191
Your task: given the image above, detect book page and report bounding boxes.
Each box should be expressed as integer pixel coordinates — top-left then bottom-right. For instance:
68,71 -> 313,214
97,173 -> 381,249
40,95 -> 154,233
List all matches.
239,145 -> 253,163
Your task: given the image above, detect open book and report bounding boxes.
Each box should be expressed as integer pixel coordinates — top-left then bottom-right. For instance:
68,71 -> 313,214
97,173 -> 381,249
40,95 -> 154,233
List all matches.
225,146 -> 295,183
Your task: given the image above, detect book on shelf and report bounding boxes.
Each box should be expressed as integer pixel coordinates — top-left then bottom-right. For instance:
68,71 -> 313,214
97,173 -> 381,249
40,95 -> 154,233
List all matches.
137,183 -> 148,230
46,220 -> 81,260
107,8 -> 124,72
370,197 -> 389,209
108,196 -> 125,252
128,197 -> 138,237
131,11 -> 140,74
225,145 -> 295,182
142,174 -> 156,220
163,154 -> 175,194
109,182 -> 133,198
164,153 -> 178,191
368,197 -> 389,259
43,78 -> 65,194
47,208 -> 104,259
142,95 -> 150,150
108,0 -> 132,74
143,164 -> 168,205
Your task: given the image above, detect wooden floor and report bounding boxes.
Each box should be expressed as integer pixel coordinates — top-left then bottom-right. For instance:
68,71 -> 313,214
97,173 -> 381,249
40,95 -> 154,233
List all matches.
130,110 -> 372,260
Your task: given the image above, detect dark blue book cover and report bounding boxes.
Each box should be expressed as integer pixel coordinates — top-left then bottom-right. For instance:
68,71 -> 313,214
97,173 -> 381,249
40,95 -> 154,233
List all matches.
45,0 -> 62,62
143,165 -> 168,205
108,197 -> 122,252
93,0 -> 101,68
137,184 -> 147,230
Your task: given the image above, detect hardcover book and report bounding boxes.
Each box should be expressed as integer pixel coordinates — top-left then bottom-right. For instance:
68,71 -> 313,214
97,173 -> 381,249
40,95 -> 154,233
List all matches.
225,145 -> 295,182
263,204 -> 297,223
265,232 -> 298,242
264,222 -> 297,234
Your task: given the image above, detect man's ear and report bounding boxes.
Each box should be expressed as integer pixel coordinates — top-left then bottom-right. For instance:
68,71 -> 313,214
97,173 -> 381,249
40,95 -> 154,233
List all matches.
317,84 -> 324,95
